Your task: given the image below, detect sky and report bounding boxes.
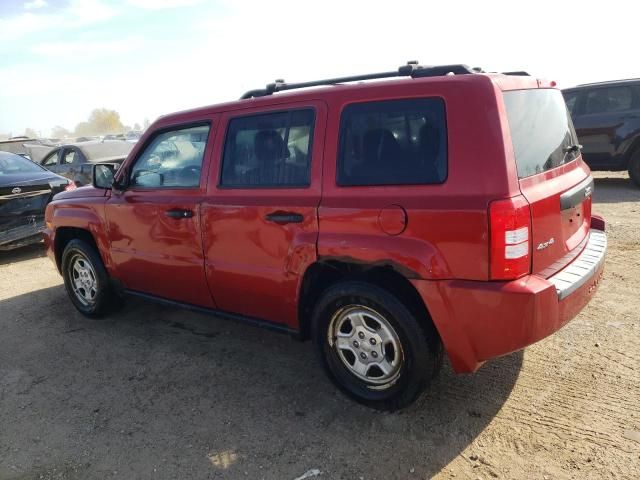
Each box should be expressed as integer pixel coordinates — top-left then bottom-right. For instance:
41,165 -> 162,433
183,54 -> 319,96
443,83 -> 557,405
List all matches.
0,0 -> 637,137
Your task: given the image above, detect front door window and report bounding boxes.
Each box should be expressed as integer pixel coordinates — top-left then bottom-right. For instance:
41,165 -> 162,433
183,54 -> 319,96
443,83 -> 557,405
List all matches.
130,124 -> 210,189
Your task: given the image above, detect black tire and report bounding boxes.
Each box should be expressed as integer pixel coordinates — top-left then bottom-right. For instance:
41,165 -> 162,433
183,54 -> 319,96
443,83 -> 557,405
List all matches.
629,149 -> 640,188
61,239 -> 118,317
311,281 -> 442,411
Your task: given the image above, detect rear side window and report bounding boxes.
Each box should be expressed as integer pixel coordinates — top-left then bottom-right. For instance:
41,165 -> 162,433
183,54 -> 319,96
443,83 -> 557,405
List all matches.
503,89 -> 580,179
337,98 -> 447,186
220,109 -> 314,188
584,86 -> 633,114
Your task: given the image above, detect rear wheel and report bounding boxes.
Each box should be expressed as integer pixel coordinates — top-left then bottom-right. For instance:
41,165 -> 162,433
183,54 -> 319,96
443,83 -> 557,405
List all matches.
312,281 -> 442,411
61,239 -> 118,317
629,149 -> 640,188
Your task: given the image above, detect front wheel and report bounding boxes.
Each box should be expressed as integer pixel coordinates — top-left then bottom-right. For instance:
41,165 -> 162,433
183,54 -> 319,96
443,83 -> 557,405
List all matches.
629,149 -> 640,188
61,239 -> 118,317
312,281 -> 442,411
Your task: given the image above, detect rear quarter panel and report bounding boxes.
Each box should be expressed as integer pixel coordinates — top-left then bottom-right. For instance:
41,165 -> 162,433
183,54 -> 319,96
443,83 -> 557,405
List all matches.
319,75 -> 520,281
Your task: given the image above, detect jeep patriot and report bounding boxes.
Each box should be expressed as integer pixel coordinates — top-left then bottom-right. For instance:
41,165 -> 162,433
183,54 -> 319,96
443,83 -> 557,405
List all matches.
44,63 -> 607,410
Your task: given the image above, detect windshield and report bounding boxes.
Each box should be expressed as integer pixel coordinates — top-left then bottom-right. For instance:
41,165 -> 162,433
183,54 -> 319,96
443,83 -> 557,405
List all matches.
0,152 -> 46,175
503,89 -> 580,179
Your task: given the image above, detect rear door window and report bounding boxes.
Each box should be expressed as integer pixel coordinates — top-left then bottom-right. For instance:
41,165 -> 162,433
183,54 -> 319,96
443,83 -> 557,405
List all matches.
337,98 -> 447,186
503,89 -> 580,179
220,109 -> 314,188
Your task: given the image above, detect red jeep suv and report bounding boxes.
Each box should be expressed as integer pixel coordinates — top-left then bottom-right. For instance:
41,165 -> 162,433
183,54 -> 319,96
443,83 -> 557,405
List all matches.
44,63 -> 607,410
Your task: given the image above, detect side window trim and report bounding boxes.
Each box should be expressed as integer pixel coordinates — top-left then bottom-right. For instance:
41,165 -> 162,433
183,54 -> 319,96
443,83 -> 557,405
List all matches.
126,120 -> 212,191
218,107 -> 316,189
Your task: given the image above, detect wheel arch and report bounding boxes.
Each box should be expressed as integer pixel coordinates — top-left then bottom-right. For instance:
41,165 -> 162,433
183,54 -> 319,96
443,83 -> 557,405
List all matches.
54,227 -> 100,273
297,260 -> 441,350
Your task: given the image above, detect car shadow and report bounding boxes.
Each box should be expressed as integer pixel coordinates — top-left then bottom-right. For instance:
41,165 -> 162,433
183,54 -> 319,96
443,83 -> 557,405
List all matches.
593,176 -> 640,204
0,286 -> 522,480
0,241 -> 45,266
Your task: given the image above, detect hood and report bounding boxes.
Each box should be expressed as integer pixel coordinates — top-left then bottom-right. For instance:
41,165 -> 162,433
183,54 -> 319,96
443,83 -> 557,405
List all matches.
0,171 -> 68,188
52,184 -> 108,201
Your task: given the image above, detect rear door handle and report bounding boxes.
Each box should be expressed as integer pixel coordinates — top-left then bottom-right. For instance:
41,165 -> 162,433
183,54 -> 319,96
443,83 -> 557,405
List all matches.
165,208 -> 194,219
265,211 -> 304,224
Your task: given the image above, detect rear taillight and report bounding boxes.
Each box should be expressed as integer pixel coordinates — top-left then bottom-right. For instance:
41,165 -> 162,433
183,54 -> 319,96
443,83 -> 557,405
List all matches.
64,182 -> 77,191
489,195 -> 532,280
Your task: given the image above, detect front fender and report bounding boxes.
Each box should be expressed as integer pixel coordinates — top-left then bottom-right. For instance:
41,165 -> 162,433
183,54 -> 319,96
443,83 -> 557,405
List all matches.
49,198 -> 114,274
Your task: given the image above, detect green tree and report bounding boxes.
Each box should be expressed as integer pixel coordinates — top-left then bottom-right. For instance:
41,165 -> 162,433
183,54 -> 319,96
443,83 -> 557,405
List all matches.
74,121 -> 92,136
74,108 -> 125,136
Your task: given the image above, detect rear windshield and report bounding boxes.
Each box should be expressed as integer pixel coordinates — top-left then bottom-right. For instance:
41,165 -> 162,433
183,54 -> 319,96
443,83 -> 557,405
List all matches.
0,152 -> 45,175
503,89 -> 580,179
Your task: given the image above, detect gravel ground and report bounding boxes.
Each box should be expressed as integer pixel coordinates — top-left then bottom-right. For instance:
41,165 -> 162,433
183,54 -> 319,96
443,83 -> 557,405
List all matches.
0,171 -> 639,480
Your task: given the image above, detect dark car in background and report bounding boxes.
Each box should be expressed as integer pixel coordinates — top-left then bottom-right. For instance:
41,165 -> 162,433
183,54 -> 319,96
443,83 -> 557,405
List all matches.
39,141 -> 133,186
0,151 -> 73,250
563,79 -> 640,186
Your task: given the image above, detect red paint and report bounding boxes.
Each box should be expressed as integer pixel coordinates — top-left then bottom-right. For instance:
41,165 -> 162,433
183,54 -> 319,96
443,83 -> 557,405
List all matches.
518,160 -> 592,275
413,222 -> 606,373
198,102 -> 326,327
488,195 -> 531,280
378,205 -> 407,236
43,71 -> 606,372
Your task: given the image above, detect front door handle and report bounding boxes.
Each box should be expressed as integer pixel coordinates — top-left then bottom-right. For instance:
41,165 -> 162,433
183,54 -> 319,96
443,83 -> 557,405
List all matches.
265,211 -> 304,224
165,208 -> 194,219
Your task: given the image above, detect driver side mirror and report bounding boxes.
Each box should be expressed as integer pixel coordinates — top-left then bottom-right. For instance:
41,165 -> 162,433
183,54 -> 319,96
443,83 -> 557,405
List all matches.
92,163 -> 119,189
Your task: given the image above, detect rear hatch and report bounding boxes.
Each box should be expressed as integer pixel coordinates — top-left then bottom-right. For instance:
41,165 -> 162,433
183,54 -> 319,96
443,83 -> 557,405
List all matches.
503,88 -> 592,277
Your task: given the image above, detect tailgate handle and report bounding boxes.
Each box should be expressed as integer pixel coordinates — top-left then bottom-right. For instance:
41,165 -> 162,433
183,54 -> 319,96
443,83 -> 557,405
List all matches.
265,211 -> 304,224
560,177 -> 594,210
165,208 -> 194,219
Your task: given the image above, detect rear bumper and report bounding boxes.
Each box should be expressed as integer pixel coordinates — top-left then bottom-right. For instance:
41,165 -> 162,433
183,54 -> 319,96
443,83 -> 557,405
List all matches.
412,223 -> 607,373
0,219 -> 45,250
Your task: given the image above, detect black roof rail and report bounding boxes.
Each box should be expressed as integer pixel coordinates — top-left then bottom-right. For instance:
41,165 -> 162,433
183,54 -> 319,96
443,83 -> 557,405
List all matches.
240,62 -> 477,99
502,71 -> 530,76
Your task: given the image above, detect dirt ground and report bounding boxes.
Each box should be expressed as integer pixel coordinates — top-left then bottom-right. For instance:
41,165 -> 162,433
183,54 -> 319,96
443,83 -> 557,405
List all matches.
0,171 -> 639,480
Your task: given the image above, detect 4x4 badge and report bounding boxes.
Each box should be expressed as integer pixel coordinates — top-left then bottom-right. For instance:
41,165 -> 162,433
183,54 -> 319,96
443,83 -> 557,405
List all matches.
584,185 -> 592,197
537,238 -> 555,251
